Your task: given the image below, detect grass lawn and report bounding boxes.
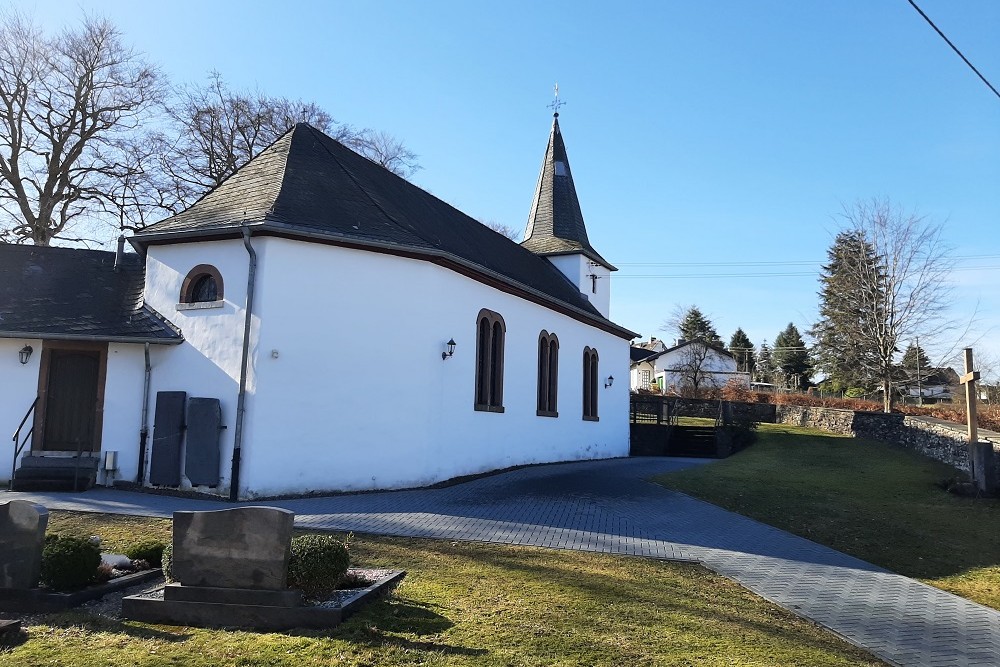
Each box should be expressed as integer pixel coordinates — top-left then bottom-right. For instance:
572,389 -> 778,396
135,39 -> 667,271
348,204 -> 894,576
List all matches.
654,423 -> 1000,610
0,511 -> 884,666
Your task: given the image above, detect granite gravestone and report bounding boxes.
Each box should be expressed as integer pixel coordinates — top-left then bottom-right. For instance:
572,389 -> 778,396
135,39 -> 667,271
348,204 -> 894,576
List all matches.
0,500 -> 49,589
172,506 -> 294,589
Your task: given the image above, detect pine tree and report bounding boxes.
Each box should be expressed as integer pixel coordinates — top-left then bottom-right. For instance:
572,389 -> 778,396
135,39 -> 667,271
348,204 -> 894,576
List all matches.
755,340 -> 775,383
901,343 -> 930,373
678,306 -> 722,344
729,328 -> 755,375
810,231 -> 883,391
773,323 -> 811,390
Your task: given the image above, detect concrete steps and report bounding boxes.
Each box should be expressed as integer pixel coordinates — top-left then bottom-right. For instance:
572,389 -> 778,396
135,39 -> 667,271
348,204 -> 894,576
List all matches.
10,455 -> 99,492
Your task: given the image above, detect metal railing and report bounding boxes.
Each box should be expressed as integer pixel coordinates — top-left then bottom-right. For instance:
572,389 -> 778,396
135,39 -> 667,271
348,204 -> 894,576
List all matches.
10,396 -> 38,490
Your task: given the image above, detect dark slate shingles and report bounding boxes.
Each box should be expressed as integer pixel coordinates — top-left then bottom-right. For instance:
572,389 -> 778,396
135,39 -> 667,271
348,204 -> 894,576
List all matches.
521,115 -> 615,269
0,244 -> 180,342
137,124 -> 629,333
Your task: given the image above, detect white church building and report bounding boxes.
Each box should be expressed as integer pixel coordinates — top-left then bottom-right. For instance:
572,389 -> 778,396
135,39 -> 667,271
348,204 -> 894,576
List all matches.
1,114 -> 637,499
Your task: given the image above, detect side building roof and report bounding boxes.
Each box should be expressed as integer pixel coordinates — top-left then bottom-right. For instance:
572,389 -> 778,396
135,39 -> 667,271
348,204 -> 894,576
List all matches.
133,123 -> 636,340
0,243 -> 181,344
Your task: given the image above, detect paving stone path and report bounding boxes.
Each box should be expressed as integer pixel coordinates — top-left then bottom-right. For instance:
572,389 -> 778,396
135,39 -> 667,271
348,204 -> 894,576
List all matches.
6,457 -> 1000,666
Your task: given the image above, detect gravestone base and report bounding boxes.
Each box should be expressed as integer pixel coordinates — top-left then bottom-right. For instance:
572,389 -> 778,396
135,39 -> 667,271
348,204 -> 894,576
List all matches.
122,570 -> 406,631
0,619 -> 21,636
163,583 -> 302,607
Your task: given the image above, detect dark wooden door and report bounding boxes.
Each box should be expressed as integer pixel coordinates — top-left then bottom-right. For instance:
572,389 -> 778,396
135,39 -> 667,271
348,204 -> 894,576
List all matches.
42,350 -> 100,452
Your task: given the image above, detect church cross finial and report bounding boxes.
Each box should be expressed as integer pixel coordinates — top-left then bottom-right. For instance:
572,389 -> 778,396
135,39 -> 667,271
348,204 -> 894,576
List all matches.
547,83 -> 565,117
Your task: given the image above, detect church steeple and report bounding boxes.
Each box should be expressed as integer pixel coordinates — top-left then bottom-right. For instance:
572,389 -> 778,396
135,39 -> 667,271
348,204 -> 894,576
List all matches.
521,114 -> 615,271
521,111 -> 616,318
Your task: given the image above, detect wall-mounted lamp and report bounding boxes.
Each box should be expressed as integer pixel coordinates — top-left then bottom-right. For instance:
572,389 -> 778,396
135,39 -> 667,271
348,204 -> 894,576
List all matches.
604,375 -> 614,388
18,345 -> 33,365
442,338 -> 457,360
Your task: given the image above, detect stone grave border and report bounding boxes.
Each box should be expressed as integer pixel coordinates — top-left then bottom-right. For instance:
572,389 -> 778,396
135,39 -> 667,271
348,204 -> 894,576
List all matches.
123,568 -> 405,630
0,569 -> 163,613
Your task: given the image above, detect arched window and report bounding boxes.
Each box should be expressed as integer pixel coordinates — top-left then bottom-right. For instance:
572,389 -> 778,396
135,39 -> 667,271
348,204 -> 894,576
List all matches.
537,330 -> 559,416
475,309 -> 505,412
180,264 -> 224,304
583,346 -> 599,421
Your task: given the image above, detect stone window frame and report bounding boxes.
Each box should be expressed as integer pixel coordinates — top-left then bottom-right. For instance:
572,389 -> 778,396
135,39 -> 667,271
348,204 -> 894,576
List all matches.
583,346 -> 599,421
536,330 -> 559,417
179,264 -> 224,308
474,309 -> 506,413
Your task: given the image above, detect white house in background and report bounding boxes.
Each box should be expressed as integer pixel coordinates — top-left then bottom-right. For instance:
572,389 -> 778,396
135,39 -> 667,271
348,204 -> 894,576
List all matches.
1,114 -> 637,499
629,339 -> 748,394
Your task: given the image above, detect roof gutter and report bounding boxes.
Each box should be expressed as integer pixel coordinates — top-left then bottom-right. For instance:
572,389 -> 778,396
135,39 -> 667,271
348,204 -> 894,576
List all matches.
0,331 -> 182,345
230,225 -> 257,501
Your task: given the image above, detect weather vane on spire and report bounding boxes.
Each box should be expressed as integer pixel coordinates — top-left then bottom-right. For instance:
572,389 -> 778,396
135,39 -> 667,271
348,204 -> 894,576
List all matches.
547,83 -> 565,116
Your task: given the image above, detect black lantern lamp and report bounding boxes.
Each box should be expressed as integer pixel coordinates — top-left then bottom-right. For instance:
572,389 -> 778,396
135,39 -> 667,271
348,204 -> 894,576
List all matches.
442,339 -> 456,360
18,345 -> 33,365
605,375 -> 614,388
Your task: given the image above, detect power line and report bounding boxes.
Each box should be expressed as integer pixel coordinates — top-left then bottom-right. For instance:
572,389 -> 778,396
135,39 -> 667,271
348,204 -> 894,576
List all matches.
905,0 -> 1000,101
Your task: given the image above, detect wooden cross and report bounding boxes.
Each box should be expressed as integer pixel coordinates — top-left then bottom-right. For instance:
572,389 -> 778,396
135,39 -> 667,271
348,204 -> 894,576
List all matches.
961,347 -> 981,444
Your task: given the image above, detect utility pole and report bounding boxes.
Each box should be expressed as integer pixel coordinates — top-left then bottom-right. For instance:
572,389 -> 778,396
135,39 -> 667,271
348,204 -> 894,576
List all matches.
916,337 -> 922,406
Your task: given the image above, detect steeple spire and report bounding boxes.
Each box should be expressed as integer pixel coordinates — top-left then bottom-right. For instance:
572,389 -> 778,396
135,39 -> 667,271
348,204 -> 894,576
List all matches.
521,112 -> 615,271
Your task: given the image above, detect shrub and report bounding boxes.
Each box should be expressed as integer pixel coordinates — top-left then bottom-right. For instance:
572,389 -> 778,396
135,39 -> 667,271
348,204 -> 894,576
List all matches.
287,534 -> 350,599
124,540 -> 167,568
40,535 -> 101,591
161,543 -> 174,582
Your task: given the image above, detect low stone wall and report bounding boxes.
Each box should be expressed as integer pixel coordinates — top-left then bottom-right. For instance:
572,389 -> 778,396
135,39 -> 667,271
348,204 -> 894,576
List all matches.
774,405 -> 855,435
770,404 -> 999,475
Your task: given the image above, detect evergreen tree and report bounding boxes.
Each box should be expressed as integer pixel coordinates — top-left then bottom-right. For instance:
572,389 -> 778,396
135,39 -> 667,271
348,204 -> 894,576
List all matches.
678,306 -> 722,344
773,323 -> 812,389
728,328 -> 755,375
810,231 -> 883,391
755,340 -> 775,383
901,343 -> 931,373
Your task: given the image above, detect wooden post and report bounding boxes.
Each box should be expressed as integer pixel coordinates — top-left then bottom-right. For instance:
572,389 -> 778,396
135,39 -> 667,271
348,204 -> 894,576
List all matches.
961,347 -> 980,445
960,347 -> 995,493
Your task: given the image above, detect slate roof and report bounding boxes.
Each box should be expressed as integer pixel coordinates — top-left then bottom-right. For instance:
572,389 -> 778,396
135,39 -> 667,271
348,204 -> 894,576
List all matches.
631,347 -> 658,363
633,339 -> 735,366
135,123 -> 635,339
520,115 -> 615,270
0,243 -> 181,344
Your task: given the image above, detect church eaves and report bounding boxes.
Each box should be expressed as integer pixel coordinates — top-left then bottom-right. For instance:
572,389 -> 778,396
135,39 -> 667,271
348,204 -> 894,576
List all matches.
521,115 -> 616,271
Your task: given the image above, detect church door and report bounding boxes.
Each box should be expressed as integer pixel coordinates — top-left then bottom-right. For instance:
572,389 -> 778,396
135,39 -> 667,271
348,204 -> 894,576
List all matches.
37,346 -> 105,453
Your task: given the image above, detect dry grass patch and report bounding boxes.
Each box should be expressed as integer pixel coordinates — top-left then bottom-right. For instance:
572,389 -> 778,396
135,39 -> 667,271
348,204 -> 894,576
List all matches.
0,511 -> 884,666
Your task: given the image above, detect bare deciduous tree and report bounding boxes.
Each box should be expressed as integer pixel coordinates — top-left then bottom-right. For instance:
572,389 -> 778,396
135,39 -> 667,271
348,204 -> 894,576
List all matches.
478,218 -> 521,241
831,198 -> 954,412
345,128 -> 419,179
0,13 -> 163,244
155,72 -> 419,214
667,341 -> 721,396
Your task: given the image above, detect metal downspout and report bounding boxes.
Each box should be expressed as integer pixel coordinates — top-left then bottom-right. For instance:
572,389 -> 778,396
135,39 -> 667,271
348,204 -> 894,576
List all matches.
231,226 -> 257,501
136,343 -> 151,484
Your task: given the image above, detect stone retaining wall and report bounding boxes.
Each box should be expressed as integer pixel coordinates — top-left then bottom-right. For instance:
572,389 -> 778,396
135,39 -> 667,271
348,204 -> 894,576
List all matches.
771,404 -> 998,475
774,405 -> 855,434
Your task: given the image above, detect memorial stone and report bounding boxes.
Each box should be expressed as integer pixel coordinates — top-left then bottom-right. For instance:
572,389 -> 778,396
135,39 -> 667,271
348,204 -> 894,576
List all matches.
0,500 -> 49,589
172,506 -> 294,589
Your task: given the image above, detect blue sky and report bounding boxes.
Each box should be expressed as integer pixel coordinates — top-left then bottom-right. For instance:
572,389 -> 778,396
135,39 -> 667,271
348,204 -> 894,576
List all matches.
15,0 -> 1000,372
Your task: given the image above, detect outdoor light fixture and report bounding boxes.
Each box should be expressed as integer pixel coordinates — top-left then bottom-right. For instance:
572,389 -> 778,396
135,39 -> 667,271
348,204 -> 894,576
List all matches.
442,339 -> 457,360
18,345 -> 33,365
605,375 -> 614,388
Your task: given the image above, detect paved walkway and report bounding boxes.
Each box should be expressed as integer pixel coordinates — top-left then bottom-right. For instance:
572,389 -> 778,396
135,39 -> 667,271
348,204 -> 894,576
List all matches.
6,457 -> 1000,667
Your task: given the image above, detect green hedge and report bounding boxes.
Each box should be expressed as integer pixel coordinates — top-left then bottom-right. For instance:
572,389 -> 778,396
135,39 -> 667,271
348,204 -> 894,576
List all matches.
40,535 -> 101,591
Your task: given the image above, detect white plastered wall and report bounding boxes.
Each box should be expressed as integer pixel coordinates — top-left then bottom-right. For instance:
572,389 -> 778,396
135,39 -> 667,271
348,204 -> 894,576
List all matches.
139,239 -> 255,495
0,338 -> 42,483
238,237 -> 630,497
546,254 -> 612,319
